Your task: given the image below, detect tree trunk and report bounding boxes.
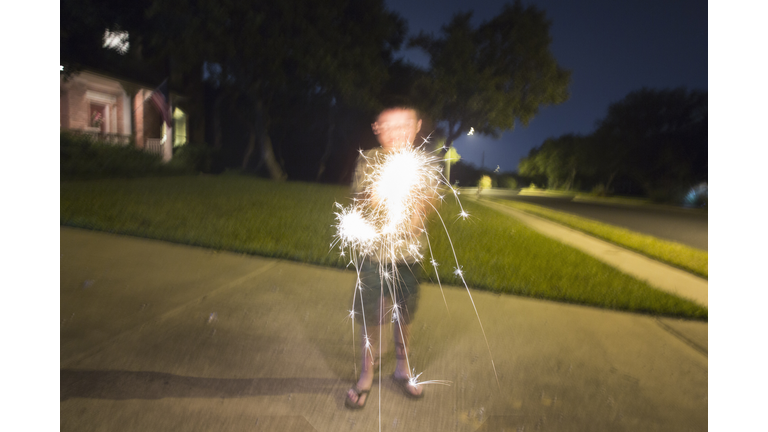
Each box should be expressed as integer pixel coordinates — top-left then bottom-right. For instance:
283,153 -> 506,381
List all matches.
315,103 -> 336,181
243,126 -> 257,170
444,120 -> 460,149
212,91 -> 225,150
605,171 -> 617,193
183,61 -> 206,146
566,168 -> 576,191
244,101 -> 286,180
259,129 -> 286,180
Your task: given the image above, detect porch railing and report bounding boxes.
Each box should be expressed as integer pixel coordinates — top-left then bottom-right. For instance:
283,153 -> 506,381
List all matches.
145,138 -> 165,156
68,129 -> 132,146
63,128 -> 167,159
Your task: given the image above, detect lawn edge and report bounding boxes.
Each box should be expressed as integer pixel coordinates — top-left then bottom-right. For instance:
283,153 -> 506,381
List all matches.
486,198 -> 708,279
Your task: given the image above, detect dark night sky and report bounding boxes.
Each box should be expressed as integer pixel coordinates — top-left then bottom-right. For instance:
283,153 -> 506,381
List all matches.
384,0 -> 708,173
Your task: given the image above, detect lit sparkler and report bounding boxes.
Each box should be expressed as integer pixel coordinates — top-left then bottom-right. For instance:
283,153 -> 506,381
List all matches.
408,371 -> 453,388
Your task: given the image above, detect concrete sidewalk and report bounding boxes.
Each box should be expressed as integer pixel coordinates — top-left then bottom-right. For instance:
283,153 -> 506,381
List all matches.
463,187 -> 708,215
468,197 -> 708,308
61,227 -> 706,431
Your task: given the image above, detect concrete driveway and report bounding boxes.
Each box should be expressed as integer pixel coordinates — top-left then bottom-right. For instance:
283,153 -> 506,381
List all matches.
61,227 -> 707,431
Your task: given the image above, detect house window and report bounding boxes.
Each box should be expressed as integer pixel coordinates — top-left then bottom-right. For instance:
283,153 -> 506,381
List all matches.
90,103 -> 106,133
173,107 -> 187,147
85,90 -> 117,134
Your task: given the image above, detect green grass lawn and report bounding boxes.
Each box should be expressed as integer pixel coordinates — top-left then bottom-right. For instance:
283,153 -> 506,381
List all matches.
60,175 -> 706,319
489,199 -> 708,279
61,176 -> 350,266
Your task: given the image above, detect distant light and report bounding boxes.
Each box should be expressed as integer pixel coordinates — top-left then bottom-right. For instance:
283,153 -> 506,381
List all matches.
683,181 -> 707,207
467,127 -> 475,136
60,65 -> 64,71
103,29 -> 129,55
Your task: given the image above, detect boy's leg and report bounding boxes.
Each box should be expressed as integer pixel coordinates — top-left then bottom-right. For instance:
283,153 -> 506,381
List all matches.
393,320 -> 423,397
347,294 -> 384,407
346,324 -> 379,405
391,263 -> 423,397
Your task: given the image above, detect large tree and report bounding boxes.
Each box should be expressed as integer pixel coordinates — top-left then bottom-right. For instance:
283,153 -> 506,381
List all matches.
592,87 -> 708,197
162,0 -> 405,179
409,1 -> 571,149
519,87 -> 707,199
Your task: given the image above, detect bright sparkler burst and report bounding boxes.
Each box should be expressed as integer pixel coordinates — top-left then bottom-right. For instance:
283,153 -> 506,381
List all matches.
333,142 -> 446,255
332,137 -> 499,421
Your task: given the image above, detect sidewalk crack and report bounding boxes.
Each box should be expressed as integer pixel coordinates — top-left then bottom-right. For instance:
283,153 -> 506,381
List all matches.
655,318 -> 707,357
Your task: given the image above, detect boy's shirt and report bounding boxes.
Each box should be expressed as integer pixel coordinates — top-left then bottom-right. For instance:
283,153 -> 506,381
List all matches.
351,147 -> 437,265
351,148 -> 382,196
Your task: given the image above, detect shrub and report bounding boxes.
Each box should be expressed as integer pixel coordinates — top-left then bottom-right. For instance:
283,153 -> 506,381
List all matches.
647,185 -> 688,204
60,131 -> 193,180
500,176 -> 518,189
171,142 -> 217,173
590,184 -> 608,196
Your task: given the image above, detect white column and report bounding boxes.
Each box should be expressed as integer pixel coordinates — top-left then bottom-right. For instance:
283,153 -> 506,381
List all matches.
163,122 -> 172,162
111,105 -> 117,135
122,93 -> 131,137
103,104 -> 111,133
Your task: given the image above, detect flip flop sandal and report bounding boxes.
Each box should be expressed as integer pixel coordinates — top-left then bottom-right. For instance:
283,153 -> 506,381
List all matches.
344,384 -> 372,410
392,375 -> 424,399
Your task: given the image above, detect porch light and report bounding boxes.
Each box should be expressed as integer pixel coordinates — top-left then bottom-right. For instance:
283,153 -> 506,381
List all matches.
103,30 -> 129,55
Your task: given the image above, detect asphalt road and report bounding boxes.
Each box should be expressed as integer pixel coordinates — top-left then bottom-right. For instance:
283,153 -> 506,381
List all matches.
492,194 -> 708,251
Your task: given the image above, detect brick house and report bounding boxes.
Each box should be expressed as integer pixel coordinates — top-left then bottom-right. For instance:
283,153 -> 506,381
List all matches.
60,69 -> 187,162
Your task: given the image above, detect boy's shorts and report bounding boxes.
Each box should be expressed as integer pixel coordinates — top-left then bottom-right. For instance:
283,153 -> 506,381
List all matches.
353,261 -> 420,327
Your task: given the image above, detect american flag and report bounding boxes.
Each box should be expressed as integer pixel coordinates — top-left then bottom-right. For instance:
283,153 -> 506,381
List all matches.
150,79 -> 172,125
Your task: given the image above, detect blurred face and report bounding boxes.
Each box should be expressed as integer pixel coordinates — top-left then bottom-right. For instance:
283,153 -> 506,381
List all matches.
372,108 -> 422,151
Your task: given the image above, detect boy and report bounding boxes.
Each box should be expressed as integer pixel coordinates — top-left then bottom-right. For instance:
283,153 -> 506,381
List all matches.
345,105 -> 429,409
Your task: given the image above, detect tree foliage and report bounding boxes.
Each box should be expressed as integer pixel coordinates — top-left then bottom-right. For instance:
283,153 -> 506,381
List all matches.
61,0 -> 580,184
143,0 -> 407,180
62,0 -> 406,181
409,1 -> 571,148
592,87 -> 707,197
518,87 -> 708,201
518,133 -> 588,190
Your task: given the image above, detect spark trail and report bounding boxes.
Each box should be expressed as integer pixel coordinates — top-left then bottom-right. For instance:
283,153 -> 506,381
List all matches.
333,138 -> 498,429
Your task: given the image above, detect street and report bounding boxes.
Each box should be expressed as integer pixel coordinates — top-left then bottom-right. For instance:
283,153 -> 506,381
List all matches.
474,190 -> 707,251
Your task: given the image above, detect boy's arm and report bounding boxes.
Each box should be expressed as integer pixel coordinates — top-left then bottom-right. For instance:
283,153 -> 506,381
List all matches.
351,151 -> 377,205
409,174 -> 443,234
